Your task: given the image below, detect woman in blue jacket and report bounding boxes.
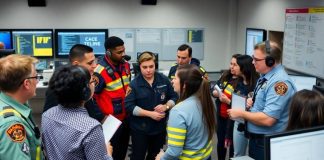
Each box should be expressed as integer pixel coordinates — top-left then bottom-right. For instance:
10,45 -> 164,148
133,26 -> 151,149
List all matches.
125,51 -> 178,160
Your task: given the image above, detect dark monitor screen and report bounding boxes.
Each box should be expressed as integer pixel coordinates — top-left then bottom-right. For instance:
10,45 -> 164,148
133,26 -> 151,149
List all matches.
0,30 -> 12,49
136,52 -> 159,70
313,85 -> 324,95
289,74 -> 317,91
245,28 -> 267,56
0,49 -> 15,58
55,29 -> 108,58
265,126 -> 324,160
12,29 -> 54,57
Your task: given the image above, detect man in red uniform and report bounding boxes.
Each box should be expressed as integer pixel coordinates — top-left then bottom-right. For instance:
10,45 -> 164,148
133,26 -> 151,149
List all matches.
93,36 -> 131,160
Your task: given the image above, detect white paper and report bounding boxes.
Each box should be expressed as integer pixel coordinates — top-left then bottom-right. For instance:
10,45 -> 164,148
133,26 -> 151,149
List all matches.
231,93 -> 246,123
214,84 -> 222,97
102,115 -> 122,143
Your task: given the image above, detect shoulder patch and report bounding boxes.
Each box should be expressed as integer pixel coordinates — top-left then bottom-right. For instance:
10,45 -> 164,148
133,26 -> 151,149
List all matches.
6,123 -> 26,142
125,86 -> 132,97
274,82 -> 288,96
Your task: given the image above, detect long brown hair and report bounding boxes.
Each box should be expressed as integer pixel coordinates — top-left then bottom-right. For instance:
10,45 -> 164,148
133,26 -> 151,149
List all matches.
177,64 -> 216,141
219,54 -> 242,89
286,89 -> 324,131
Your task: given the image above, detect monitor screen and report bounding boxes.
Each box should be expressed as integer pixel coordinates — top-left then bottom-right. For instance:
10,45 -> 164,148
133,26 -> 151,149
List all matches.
12,29 -> 53,57
265,126 -> 324,160
55,29 -> 108,57
245,28 -> 267,56
0,30 -> 12,49
289,74 -> 317,91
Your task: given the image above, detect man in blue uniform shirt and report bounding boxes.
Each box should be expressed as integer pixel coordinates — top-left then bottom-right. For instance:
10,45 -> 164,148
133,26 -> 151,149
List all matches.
228,41 -> 296,160
168,44 -> 207,80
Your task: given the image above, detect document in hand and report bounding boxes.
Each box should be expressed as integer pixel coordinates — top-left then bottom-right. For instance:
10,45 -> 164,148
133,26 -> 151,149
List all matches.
102,115 -> 122,143
214,84 -> 222,97
231,93 -> 246,123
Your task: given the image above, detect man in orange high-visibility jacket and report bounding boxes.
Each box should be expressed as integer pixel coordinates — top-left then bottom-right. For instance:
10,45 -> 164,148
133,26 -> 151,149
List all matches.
93,36 -> 131,160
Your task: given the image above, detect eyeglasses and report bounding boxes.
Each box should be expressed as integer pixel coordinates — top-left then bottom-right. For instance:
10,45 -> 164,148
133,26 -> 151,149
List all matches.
21,74 -> 42,84
252,55 -> 265,62
89,79 -> 98,87
26,74 -> 43,81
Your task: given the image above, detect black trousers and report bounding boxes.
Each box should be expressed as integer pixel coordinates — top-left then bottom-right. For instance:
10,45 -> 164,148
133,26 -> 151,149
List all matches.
130,129 -> 166,160
216,116 -> 234,160
110,119 -> 130,160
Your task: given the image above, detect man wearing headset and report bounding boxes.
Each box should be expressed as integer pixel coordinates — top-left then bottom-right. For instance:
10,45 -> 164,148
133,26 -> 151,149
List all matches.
93,36 -> 131,160
228,41 -> 296,160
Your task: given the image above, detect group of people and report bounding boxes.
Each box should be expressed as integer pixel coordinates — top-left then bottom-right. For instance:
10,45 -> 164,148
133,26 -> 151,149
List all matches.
0,37 -> 323,160
214,41 -> 324,160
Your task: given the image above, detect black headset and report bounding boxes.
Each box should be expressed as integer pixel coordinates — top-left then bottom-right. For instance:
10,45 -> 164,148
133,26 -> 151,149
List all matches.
137,51 -> 156,63
74,66 -> 91,101
265,40 -> 275,67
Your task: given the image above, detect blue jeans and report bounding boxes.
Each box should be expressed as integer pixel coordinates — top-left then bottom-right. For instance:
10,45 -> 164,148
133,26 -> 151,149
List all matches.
249,137 -> 265,160
233,122 -> 248,157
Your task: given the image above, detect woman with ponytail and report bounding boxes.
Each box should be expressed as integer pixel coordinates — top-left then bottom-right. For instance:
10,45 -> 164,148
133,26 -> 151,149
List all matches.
156,64 -> 216,160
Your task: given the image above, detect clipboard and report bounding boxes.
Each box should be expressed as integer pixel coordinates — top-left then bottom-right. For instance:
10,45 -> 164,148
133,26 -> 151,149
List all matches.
231,93 -> 246,123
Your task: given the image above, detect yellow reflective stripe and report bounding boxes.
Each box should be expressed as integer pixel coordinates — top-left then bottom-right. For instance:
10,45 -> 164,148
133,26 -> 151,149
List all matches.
168,133 -> 186,140
182,141 -> 212,156
0,109 -> 22,118
199,67 -> 206,73
167,127 -> 187,133
170,76 -> 175,79
36,146 -> 41,160
105,75 -> 130,91
94,65 -> 105,74
168,139 -> 184,146
179,146 -> 212,160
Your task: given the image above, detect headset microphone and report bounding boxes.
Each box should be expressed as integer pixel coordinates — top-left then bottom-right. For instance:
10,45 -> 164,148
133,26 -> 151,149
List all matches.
123,55 -> 131,61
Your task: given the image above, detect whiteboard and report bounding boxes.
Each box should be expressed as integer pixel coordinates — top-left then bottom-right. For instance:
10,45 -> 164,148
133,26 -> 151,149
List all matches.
108,28 -> 204,61
283,8 -> 324,79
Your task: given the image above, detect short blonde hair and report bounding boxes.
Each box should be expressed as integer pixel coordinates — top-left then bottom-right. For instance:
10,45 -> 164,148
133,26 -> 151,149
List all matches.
0,54 -> 38,92
138,51 -> 155,65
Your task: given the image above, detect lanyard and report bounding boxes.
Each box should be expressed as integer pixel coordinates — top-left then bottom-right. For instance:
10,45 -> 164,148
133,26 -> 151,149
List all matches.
252,77 -> 267,102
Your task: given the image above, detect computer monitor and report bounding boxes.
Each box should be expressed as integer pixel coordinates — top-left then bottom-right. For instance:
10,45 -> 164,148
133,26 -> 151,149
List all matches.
12,29 -> 53,58
55,29 -> 108,58
0,49 -> 15,58
0,30 -> 12,49
313,85 -> 324,95
265,125 -> 324,160
136,52 -> 159,70
289,74 -> 317,91
245,28 -> 267,56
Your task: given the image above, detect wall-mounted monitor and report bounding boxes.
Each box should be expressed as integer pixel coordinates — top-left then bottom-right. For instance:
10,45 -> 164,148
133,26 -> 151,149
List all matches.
245,28 -> 267,56
12,29 -> 54,58
265,126 -> 324,160
55,29 -> 108,58
0,30 -> 12,49
289,74 -> 317,91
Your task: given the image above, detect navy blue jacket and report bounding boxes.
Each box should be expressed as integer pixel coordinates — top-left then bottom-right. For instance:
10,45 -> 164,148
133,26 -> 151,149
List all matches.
125,72 -> 178,135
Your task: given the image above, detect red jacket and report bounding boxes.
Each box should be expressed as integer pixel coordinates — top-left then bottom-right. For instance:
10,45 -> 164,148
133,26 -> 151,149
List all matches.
93,55 -> 131,120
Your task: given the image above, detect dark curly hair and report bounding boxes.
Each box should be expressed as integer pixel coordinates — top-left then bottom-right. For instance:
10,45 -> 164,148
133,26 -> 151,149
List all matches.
49,65 -> 91,108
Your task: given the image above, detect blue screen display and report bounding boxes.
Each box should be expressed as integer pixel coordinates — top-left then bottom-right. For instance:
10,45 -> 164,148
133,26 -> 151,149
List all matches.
56,30 -> 107,57
0,31 -> 12,49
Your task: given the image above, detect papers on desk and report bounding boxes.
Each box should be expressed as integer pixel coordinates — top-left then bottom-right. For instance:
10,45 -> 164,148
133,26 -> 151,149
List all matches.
231,93 -> 246,123
214,84 -> 222,97
102,115 -> 122,143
